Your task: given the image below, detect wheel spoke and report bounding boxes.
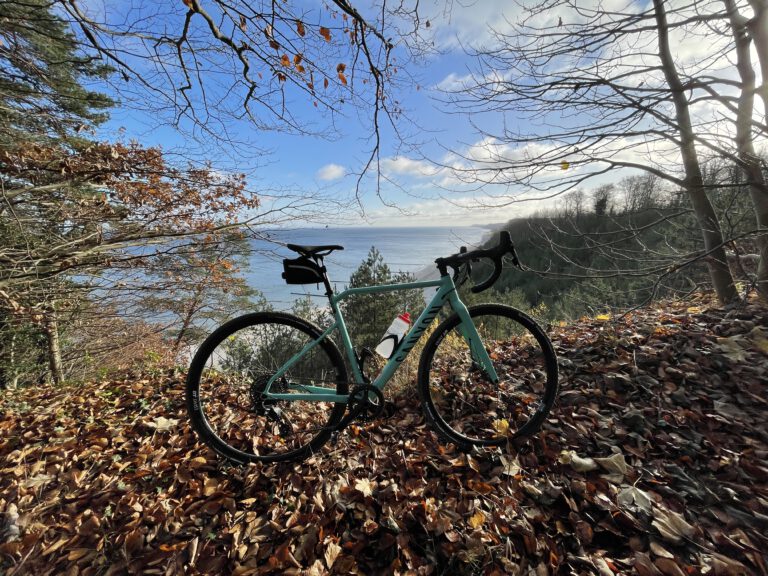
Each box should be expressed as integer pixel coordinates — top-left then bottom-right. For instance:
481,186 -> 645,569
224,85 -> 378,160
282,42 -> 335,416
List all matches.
186,312 -> 348,463
419,305 -> 558,447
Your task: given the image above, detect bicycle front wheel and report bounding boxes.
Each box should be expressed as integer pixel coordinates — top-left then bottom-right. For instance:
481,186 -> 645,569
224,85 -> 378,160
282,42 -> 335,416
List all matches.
186,312 -> 348,463
417,304 -> 558,449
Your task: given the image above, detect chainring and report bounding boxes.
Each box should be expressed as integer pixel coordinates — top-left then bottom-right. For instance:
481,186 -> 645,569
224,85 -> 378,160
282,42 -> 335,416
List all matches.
348,384 -> 385,422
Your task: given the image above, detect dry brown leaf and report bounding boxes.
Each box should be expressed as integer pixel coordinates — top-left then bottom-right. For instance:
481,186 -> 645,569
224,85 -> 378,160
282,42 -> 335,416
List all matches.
595,452 -> 629,483
468,510 -> 485,529
617,486 -> 653,514
124,529 -> 143,555
67,548 -> 91,561
559,449 -> 598,472
654,557 -> 687,576
652,508 -> 695,545
354,478 -> 375,497
147,416 -> 177,432
634,552 -> 663,576
21,474 -> 53,489
43,537 -> 70,556
324,540 -> 341,569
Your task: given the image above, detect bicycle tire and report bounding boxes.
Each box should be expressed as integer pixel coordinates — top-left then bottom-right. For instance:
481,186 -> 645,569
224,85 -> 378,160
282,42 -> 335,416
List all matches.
186,312 -> 348,463
417,304 -> 558,449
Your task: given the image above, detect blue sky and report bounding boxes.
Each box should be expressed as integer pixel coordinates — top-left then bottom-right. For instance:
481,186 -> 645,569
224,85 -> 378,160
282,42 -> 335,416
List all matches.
88,0 -> 760,227
90,1 -> 545,227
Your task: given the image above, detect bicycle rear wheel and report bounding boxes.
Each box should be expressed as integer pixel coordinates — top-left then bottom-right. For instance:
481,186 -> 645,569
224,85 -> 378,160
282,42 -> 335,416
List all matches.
417,304 -> 558,449
186,312 -> 348,463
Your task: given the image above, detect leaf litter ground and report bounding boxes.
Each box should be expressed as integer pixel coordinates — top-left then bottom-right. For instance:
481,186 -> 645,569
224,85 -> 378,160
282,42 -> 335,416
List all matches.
1,295 -> 767,575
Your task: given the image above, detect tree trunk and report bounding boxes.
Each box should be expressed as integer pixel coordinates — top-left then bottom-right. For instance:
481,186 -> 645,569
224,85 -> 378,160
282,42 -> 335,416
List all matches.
44,310 -> 64,384
747,0 -> 768,122
653,0 -> 740,304
0,331 -> 19,390
173,291 -> 203,359
746,0 -> 768,299
726,0 -> 768,300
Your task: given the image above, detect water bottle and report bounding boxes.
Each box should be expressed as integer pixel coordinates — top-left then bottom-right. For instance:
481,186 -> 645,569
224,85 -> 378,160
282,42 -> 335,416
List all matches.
375,312 -> 411,358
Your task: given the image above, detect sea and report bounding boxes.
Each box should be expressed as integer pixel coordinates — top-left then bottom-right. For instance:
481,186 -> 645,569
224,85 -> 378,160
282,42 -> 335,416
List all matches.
246,226 -> 492,309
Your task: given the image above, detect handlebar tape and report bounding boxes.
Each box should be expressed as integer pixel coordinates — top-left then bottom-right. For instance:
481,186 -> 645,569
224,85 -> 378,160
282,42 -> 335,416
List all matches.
435,231 -> 516,294
471,231 -> 512,293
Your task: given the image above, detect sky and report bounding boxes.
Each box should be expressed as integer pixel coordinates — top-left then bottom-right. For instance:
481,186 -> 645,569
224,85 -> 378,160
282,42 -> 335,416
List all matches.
90,0 -> 553,227
89,0 -> 763,228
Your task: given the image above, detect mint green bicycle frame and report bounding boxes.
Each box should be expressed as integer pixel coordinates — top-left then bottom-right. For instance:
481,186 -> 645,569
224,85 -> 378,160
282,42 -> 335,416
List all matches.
263,273 -> 499,403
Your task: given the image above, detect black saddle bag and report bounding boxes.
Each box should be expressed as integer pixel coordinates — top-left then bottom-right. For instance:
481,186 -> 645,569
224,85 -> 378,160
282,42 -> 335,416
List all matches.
282,256 -> 326,285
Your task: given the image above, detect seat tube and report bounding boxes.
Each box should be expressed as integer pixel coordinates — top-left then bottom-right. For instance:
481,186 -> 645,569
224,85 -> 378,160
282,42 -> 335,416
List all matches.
329,297 -> 364,384
447,292 -> 499,383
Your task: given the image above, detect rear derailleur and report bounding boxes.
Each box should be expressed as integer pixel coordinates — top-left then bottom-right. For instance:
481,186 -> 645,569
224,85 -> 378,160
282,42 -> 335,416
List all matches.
249,373 -> 292,437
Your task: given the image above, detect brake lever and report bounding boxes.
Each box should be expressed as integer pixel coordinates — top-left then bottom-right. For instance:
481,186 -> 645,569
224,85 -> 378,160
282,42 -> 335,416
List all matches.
509,246 -> 521,269
452,246 -> 469,285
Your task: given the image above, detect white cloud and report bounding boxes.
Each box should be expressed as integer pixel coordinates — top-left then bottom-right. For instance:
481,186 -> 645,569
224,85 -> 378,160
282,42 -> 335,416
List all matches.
365,191 -> 563,228
435,72 -> 473,92
380,156 -> 440,178
316,163 -> 346,181
426,2 -> 522,50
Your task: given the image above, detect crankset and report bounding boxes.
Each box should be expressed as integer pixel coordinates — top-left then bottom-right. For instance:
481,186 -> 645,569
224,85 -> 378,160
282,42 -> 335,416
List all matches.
334,384 -> 385,431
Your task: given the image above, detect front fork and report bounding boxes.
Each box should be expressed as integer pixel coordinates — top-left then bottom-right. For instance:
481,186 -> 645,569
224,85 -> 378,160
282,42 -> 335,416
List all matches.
450,295 -> 499,383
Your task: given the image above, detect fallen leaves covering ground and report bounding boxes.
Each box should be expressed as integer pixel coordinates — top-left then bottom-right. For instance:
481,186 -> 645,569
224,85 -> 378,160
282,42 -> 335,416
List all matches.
1,295 -> 767,575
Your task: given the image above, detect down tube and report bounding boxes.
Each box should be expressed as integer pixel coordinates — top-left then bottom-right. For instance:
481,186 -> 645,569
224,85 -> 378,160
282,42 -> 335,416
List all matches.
371,278 -> 456,389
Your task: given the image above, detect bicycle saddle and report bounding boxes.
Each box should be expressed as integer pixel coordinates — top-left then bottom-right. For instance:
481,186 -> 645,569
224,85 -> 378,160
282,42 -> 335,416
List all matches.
286,243 -> 344,257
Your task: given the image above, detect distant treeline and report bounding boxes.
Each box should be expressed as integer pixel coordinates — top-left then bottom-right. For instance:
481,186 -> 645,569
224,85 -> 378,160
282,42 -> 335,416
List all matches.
465,167 -> 760,320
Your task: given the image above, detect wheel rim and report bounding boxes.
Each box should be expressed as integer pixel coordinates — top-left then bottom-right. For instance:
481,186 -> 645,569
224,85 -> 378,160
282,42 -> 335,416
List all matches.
195,319 -> 345,459
425,308 -> 555,445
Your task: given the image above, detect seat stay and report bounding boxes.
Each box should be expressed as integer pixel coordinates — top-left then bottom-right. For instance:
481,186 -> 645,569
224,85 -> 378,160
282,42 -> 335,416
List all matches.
264,321 -> 339,393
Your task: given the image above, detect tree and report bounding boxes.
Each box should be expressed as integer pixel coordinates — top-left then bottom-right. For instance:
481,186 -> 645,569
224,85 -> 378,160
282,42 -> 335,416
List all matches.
563,189 -> 586,219
0,316 -> 45,389
464,169 -> 759,318
47,0 -> 426,190
653,0 -> 739,303
0,0 -> 113,147
723,0 -> 768,298
443,0 -> 768,304
1,141 -> 261,382
1,0 -> 116,384
136,233 -> 267,359
0,0 -> 356,385
340,247 -> 424,351
592,185 -> 614,216
620,174 -> 665,213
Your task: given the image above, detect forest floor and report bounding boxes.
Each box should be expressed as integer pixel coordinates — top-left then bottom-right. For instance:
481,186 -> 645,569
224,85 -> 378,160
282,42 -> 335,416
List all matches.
1,294 -> 767,575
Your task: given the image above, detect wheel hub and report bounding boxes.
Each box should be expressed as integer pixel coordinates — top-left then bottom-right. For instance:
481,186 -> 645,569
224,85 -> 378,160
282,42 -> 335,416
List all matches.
249,373 -> 287,412
249,372 -> 292,436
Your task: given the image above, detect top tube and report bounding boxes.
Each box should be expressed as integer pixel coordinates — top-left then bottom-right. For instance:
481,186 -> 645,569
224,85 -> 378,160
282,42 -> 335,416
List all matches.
330,277 -> 445,305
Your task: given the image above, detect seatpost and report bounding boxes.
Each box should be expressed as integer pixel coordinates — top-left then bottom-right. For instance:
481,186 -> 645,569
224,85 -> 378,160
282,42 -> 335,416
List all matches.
318,257 -> 334,298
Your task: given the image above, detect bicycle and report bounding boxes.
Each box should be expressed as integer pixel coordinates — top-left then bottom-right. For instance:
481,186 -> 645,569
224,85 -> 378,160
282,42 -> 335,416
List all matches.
185,231 -> 558,463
